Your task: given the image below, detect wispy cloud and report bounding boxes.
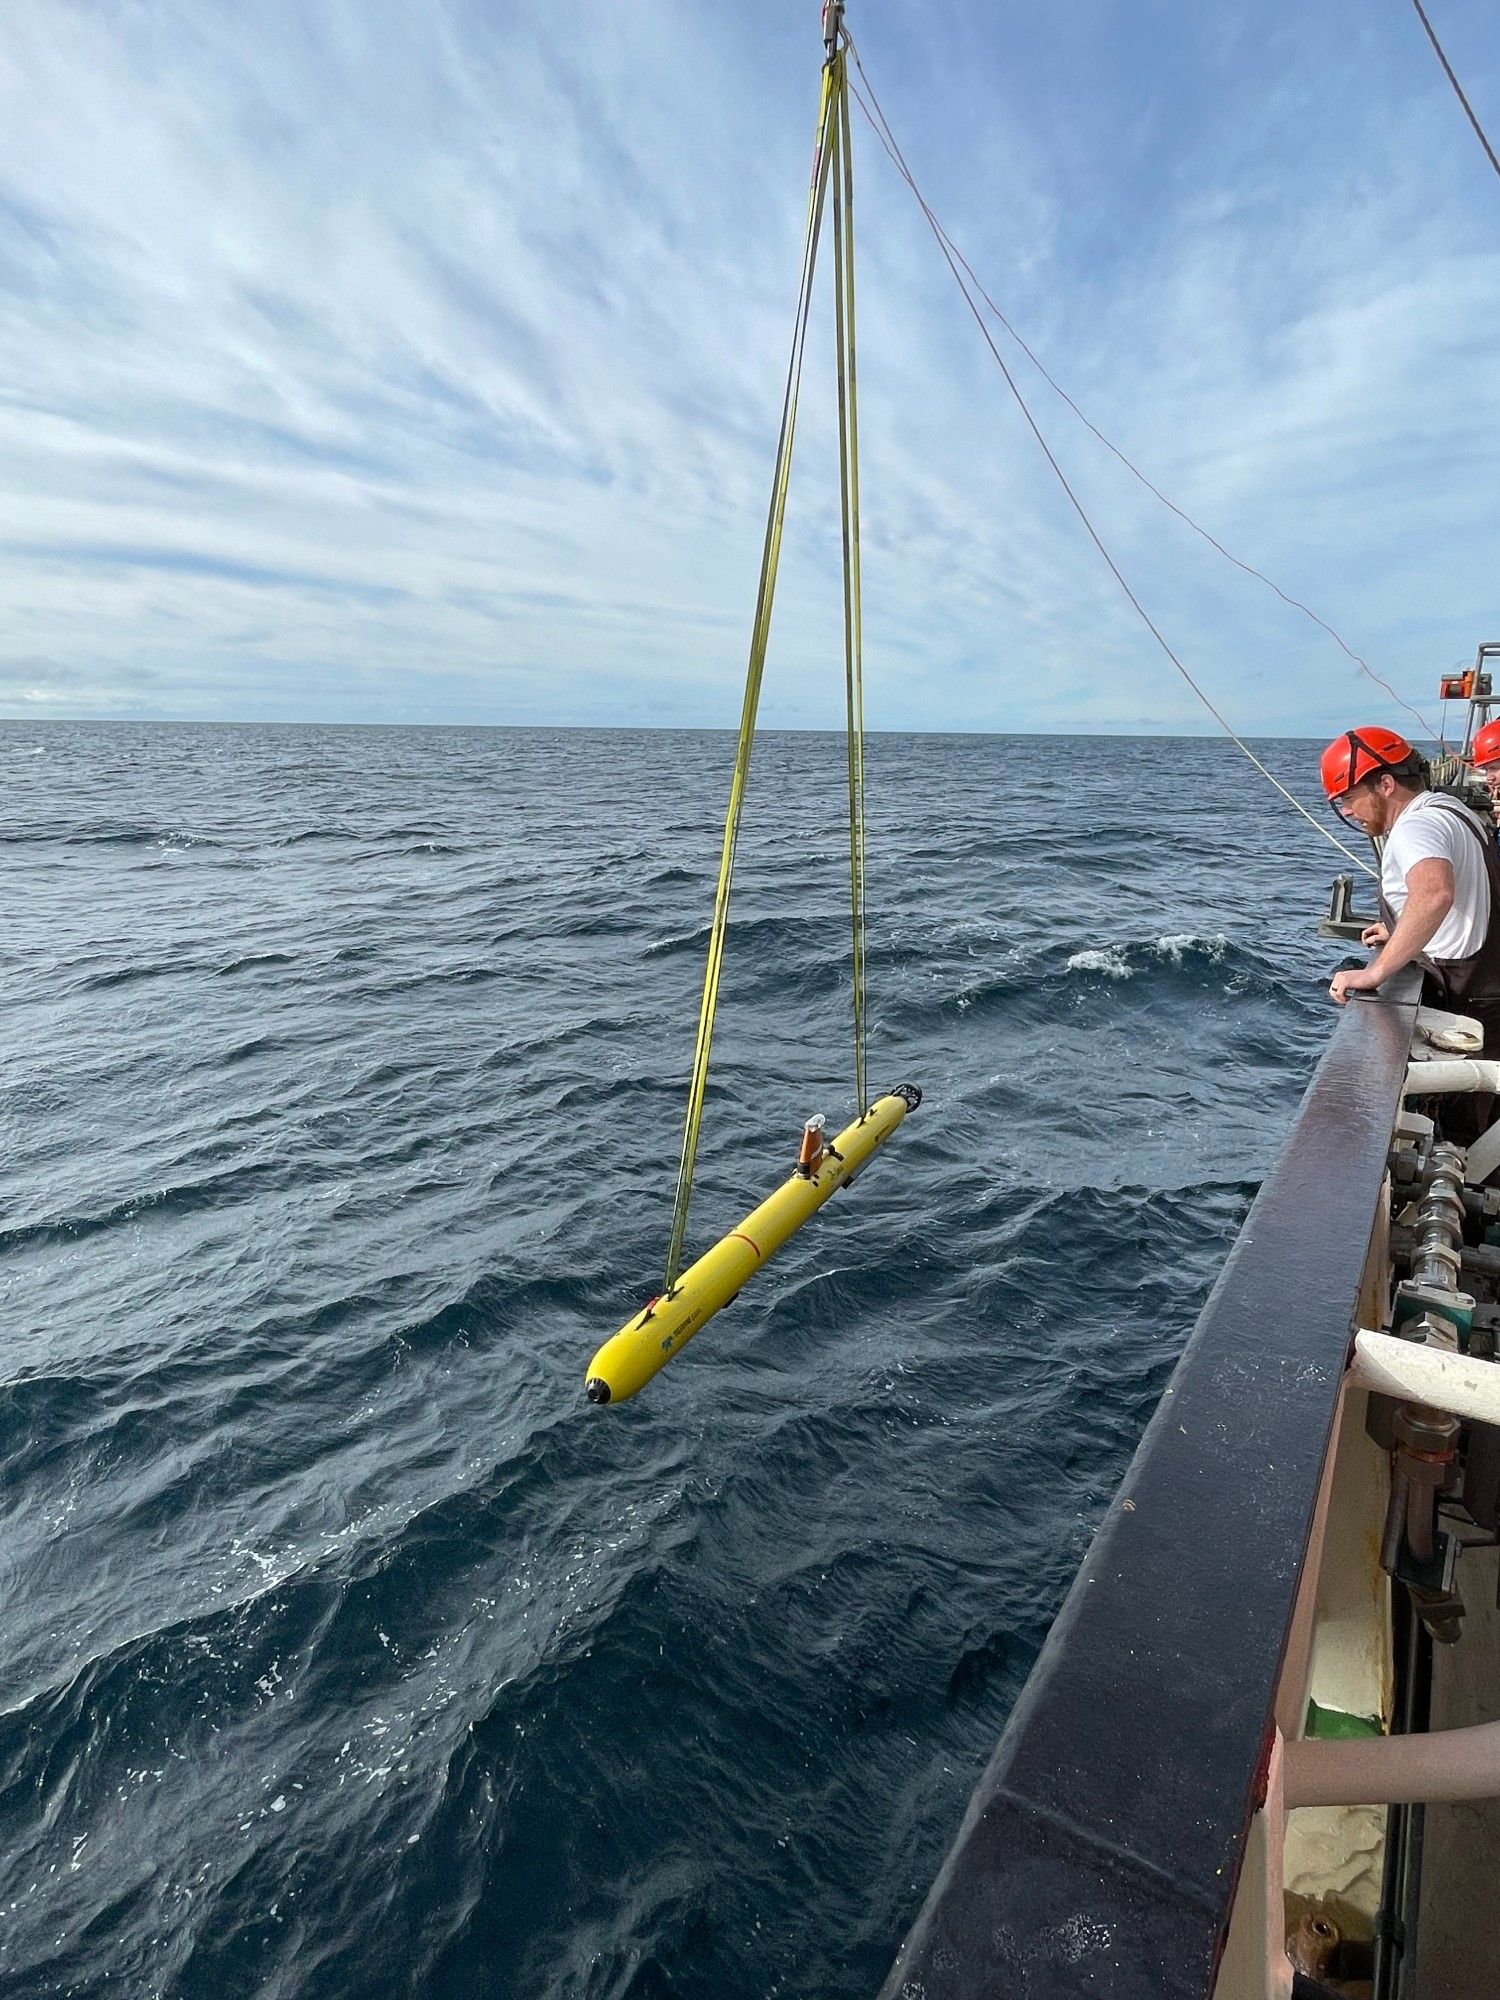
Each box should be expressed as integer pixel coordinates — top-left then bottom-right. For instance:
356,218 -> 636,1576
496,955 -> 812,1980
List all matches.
0,0 -> 1495,731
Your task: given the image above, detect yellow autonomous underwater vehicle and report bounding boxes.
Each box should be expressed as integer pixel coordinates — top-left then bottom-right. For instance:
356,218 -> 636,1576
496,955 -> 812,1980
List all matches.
585,1085 -> 920,1404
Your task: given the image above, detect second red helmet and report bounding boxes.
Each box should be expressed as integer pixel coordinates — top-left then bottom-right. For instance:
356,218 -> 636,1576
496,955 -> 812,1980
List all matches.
1472,719 -> 1500,771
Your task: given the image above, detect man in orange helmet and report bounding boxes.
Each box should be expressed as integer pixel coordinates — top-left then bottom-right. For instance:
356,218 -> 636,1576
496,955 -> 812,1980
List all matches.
1470,718 -> 1500,813
1320,729 -> 1500,1065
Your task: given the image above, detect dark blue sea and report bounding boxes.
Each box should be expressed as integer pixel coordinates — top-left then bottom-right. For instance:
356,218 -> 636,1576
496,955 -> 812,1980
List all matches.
1,723 -> 1352,1998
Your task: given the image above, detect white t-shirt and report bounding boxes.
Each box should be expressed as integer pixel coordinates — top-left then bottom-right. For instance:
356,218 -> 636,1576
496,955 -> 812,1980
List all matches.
1382,792 -> 1491,960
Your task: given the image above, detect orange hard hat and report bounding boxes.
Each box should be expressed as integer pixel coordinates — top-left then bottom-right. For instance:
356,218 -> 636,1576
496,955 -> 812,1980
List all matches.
1472,719 -> 1500,770
1319,726 -> 1414,800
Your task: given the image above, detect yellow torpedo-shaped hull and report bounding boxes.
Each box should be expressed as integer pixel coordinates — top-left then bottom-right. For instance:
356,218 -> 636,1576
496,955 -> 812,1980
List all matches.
585,1085 -> 920,1404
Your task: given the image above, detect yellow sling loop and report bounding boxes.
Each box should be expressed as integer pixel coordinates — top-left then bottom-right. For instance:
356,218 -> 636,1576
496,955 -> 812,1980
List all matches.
663,23 -> 868,1292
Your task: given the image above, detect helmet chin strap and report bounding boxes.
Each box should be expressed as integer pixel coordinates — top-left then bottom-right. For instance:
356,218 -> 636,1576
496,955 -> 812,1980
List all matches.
1328,758 -> 1396,849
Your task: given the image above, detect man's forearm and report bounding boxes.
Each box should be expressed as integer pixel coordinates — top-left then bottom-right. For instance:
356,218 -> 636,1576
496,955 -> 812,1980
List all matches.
1368,889 -> 1453,981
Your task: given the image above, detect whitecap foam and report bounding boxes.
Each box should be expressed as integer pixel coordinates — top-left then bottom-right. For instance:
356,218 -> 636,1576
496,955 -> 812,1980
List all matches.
1154,932 -> 1230,963
1064,946 -> 1132,979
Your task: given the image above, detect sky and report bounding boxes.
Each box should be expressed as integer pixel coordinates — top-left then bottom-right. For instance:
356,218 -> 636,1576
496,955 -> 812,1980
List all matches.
0,0 -> 1495,734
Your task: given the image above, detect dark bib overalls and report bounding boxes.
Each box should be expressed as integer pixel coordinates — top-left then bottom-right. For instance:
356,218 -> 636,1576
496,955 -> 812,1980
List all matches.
1382,799 -> 1500,1145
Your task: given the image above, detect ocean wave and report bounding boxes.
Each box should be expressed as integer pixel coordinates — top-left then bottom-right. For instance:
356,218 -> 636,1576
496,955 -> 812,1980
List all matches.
1062,944 -> 1132,979
892,928 -> 1290,1027
215,951 -> 297,977
0,1158 -> 328,1255
1062,931 -> 1231,979
71,949 -> 297,993
0,822 -> 226,849
644,911 -> 841,960
220,1032 -> 286,1065
77,958 -> 192,992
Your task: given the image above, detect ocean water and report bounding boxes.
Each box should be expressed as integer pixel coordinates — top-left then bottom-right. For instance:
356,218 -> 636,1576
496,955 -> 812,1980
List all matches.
1,722 -> 1351,1999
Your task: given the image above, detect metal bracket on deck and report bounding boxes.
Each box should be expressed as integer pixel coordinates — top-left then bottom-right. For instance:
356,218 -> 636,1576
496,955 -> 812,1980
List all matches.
1317,873 -> 1375,941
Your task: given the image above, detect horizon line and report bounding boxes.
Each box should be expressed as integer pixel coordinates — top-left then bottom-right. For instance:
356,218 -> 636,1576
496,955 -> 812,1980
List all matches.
0,714 -> 1357,742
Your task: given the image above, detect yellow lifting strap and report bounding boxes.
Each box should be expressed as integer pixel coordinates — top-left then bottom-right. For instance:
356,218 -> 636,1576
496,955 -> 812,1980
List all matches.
662,28 -> 868,1292
831,61 -> 868,1123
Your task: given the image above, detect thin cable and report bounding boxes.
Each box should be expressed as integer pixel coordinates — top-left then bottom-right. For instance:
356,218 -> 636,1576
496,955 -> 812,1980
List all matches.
844,42 -> 1377,878
1413,0 -> 1500,184
844,40 -> 1445,757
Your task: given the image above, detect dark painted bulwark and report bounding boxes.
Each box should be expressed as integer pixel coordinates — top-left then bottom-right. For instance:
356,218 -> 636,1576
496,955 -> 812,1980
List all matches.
878,973 -> 1421,2000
